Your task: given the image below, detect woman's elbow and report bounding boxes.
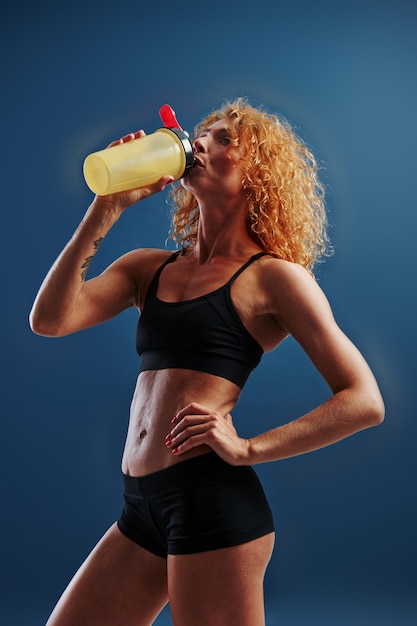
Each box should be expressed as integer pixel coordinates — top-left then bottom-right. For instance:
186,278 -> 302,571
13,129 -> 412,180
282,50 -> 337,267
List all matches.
29,309 -> 63,338
363,390 -> 385,427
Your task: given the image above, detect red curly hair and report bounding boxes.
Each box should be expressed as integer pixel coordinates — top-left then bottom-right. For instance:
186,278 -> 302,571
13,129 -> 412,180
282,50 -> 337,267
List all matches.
169,98 -> 331,274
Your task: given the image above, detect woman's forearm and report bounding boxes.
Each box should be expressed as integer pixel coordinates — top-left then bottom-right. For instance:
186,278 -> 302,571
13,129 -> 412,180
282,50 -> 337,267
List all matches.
247,386 -> 384,465
29,198 -> 121,336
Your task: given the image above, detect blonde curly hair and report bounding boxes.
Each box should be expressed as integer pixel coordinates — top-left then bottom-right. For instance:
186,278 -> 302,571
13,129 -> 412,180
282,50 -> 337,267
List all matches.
169,98 -> 331,273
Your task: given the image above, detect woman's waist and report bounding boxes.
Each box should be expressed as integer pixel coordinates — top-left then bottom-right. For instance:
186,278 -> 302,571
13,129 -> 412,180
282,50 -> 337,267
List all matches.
123,369 -> 239,476
123,407 -> 212,476
122,440 -> 212,478
130,368 -> 239,419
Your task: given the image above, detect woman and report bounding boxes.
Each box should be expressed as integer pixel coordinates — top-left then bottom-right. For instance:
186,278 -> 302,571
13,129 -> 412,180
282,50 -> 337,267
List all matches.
30,99 -> 384,626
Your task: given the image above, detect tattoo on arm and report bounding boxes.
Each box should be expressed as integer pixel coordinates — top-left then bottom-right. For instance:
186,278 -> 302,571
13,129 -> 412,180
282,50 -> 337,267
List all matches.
80,237 -> 104,281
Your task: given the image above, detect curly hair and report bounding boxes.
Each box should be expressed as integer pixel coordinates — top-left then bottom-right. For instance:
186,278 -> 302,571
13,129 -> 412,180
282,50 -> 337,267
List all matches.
169,98 -> 331,273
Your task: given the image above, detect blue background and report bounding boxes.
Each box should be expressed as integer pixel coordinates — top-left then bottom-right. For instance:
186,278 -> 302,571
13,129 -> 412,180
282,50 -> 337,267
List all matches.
1,0 -> 416,624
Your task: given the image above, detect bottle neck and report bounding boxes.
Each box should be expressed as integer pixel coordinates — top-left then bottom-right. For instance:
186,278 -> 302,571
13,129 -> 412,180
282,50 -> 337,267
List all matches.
164,128 -> 195,176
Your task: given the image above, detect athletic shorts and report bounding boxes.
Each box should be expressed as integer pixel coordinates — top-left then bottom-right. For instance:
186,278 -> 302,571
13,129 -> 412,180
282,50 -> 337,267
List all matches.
117,452 -> 274,557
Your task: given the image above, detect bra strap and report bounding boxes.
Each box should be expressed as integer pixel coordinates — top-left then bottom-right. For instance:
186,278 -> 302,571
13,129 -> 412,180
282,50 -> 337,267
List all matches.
228,252 -> 269,285
148,250 -> 182,295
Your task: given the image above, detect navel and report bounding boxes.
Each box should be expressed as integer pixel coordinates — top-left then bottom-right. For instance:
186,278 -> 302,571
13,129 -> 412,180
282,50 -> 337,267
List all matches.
139,428 -> 147,440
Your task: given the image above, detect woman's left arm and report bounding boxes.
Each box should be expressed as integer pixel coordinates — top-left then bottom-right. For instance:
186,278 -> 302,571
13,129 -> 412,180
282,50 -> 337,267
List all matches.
244,262 -> 385,464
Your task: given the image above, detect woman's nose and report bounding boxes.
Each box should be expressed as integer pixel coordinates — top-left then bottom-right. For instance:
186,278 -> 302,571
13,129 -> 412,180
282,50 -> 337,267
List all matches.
193,136 -> 206,153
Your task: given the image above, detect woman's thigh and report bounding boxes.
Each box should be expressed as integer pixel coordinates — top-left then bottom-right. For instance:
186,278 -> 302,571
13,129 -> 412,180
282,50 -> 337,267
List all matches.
168,532 -> 275,626
46,523 -> 168,626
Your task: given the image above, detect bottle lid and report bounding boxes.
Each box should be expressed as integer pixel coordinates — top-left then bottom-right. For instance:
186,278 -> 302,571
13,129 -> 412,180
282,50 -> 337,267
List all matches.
159,104 -> 183,130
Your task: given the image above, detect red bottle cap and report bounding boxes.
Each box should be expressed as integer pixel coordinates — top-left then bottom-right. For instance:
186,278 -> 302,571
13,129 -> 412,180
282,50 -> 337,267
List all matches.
159,104 -> 183,130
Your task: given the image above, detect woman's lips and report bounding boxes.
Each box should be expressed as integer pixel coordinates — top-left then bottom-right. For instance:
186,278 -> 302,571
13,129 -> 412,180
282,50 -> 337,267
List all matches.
193,156 -> 204,167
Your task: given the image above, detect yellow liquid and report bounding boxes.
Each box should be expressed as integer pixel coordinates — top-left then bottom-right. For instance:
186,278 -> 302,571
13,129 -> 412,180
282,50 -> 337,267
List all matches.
83,128 -> 187,195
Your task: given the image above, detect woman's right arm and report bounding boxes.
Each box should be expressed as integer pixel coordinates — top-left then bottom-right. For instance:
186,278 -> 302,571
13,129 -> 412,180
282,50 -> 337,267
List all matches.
30,135 -> 174,337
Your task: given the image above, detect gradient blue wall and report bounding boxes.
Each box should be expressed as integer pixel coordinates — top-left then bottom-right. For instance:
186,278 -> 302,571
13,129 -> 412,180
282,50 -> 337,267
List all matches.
1,1 -> 416,624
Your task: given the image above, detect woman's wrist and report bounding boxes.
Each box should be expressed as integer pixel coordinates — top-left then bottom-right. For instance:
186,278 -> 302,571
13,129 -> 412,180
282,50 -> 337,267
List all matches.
89,195 -> 126,223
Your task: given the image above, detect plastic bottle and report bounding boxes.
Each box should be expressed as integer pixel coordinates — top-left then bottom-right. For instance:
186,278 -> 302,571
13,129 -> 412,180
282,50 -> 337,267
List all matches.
83,105 -> 194,196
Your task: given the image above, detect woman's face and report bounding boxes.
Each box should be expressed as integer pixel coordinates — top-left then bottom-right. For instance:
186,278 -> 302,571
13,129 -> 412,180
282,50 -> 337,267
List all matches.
181,119 -> 245,200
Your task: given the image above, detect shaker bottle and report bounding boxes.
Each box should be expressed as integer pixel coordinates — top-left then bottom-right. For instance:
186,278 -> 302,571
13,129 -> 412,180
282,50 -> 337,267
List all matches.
83,105 -> 195,196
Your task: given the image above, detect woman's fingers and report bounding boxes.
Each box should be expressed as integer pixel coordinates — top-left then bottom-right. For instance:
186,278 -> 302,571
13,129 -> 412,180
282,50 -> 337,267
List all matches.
165,404 -> 249,464
107,129 -> 146,148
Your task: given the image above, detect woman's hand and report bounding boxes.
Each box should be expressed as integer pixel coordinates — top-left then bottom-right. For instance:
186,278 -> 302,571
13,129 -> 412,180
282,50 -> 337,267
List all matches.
96,130 -> 174,212
165,402 -> 251,465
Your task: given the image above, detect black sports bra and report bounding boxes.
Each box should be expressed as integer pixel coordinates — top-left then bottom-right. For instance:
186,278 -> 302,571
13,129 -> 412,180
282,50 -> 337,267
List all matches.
135,251 -> 267,388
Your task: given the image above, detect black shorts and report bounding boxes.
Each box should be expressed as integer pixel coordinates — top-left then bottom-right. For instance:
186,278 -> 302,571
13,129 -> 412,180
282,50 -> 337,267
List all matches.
117,452 -> 275,557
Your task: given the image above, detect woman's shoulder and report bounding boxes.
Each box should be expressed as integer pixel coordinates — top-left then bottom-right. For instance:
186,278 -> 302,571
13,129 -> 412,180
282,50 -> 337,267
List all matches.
113,248 -> 179,308
257,255 -> 330,319
115,247 -> 178,273
259,255 -> 316,289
